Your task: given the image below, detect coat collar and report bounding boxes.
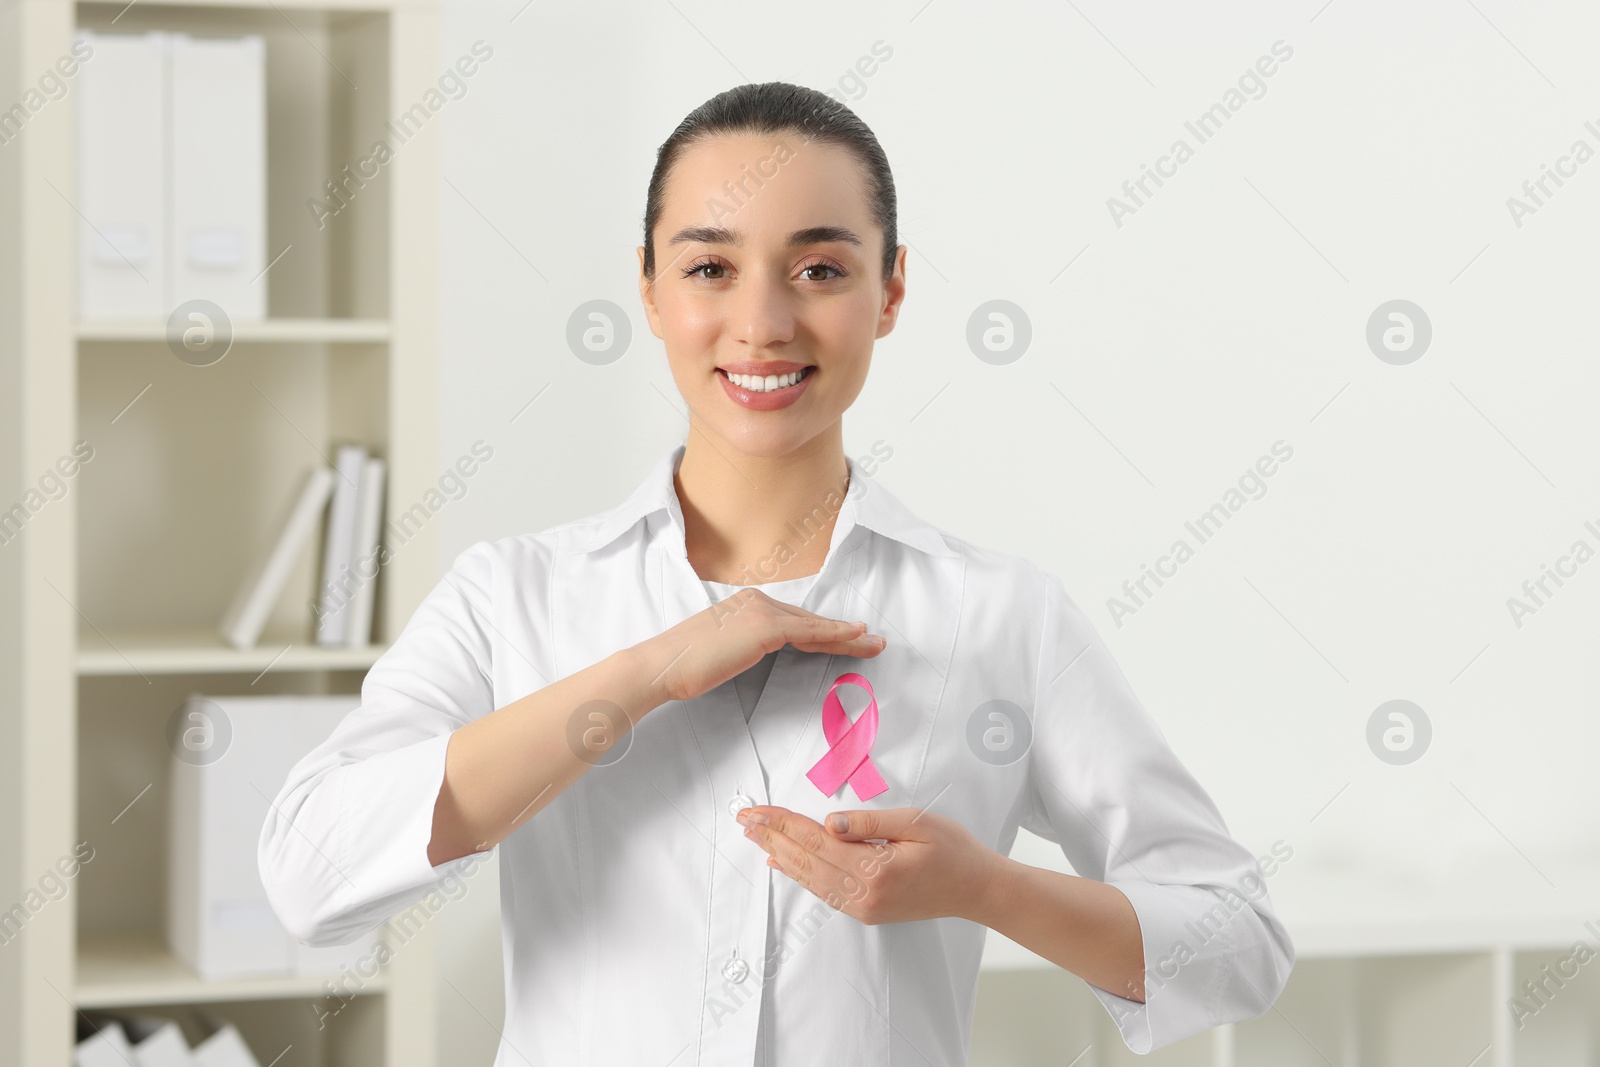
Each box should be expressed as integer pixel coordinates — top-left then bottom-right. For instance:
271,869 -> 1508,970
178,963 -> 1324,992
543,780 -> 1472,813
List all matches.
567,442 -> 958,561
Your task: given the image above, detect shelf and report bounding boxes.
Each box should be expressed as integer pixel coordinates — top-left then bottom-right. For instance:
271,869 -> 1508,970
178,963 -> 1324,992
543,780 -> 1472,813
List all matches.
77,0 -> 400,13
77,318 -> 391,344
77,628 -> 386,675
76,930 -> 386,1008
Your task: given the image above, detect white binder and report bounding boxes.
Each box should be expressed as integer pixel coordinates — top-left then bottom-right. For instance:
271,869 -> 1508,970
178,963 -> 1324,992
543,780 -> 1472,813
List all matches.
76,30 -> 167,319
169,33 -> 267,319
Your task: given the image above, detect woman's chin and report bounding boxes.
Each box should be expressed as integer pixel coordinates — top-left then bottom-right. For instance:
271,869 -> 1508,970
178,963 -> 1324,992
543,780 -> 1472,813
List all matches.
704,420 -> 828,459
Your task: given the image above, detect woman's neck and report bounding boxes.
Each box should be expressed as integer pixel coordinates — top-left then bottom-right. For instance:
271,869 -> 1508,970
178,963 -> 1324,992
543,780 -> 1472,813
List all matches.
675,428 -> 851,585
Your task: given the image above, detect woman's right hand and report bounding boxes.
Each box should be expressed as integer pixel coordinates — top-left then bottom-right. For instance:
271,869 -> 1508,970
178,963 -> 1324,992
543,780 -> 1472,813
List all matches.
639,589 -> 887,704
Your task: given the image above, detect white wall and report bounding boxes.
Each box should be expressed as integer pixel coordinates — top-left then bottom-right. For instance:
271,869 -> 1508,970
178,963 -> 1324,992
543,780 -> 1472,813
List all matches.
431,0 -> 1600,1059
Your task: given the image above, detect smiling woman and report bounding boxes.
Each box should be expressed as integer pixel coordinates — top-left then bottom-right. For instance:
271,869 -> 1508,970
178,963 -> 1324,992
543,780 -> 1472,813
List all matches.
634,85 -> 908,585
259,80 -> 1293,1067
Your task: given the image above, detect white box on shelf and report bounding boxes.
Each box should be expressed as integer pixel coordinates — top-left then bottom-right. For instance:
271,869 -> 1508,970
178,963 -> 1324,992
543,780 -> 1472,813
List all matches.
75,1020 -> 136,1067
191,1019 -> 262,1067
167,695 -> 386,981
122,1016 -> 195,1067
76,30 -> 168,319
169,33 -> 267,320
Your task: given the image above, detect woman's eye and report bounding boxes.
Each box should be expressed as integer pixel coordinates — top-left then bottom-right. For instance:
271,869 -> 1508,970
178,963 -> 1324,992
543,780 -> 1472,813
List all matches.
682,260 -> 725,280
800,263 -> 846,282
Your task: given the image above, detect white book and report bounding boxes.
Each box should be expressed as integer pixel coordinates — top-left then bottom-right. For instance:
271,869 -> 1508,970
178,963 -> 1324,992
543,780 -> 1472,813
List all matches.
76,30 -> 168,318
169,33 -> 266,319
344,457 -> 387,647
316,444 -> 368,646
219,466 -> 336,650
192,1021 -> 261,1067
75,1021 -> 135,1067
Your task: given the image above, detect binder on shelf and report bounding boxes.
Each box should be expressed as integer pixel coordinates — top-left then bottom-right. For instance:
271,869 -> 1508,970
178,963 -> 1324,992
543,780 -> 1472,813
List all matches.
218,466 -> 336,650
316,444 -> 368,646
345,456 -> 388,647
169,33 -> 267,320
75,30 -> 266,321
168,695 -> 387,981
76,30 -> 168,319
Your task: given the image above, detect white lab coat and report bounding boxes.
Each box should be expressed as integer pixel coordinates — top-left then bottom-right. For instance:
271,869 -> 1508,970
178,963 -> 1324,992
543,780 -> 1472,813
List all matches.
258,442 -> 1294,1064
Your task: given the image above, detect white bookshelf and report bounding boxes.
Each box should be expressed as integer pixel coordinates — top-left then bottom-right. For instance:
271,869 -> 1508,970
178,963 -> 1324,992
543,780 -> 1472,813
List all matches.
1,0 -> 442,1063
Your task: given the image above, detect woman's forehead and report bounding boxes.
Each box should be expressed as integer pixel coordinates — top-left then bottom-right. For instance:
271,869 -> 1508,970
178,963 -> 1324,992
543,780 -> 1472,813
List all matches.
660,135 -> 874,236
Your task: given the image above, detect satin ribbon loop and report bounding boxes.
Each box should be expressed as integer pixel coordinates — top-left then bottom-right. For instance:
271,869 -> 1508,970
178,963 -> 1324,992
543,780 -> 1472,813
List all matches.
805,671 -> 888,801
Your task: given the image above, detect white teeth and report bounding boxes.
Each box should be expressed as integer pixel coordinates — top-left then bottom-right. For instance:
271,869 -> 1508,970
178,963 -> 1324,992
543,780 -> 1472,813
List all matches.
725,368 -> 808,392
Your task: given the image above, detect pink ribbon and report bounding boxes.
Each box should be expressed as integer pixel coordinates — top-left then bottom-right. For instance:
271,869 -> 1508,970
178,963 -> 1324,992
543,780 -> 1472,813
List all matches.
805,672 -> 888,801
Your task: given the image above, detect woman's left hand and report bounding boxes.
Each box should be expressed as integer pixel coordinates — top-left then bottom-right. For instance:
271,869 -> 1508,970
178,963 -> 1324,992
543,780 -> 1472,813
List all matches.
736,805 -> 1009,925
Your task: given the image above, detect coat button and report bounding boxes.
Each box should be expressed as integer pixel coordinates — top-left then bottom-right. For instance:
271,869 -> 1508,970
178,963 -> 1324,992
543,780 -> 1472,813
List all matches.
728,794 -> 754,817
722,952 -> 749,983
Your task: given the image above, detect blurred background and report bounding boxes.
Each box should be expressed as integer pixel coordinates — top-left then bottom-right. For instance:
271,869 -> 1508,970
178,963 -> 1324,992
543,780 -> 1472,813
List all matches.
2,0 -> 1598,1064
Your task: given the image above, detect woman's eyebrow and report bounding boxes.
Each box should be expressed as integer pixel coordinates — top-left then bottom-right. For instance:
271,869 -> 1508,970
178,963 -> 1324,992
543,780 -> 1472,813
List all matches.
667,224 -> 863,249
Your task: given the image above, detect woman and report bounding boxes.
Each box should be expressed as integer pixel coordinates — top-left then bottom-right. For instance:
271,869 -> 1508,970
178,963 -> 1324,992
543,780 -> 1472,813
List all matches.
260,81 -> 1293,1064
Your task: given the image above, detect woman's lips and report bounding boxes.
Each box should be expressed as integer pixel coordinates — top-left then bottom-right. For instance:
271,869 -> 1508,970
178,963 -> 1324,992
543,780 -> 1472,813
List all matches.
716,366 -> 815,411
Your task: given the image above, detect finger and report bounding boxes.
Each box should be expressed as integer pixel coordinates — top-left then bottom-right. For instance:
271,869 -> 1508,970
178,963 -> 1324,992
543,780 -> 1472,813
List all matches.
758,829 -> 868,911
825,808 -> 928,843
761,606 -> 886,651
786,618 -> 886,656
788,615 -> 869,641
746,807 -> 854,867
758,604 -> 883,639
742,810 -> 856,891
748,823 -> 830,895
793,634 -> 887,657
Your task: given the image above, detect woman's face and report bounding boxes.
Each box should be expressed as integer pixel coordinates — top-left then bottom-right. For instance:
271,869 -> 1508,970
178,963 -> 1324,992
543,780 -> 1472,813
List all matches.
639,134 -> 907,459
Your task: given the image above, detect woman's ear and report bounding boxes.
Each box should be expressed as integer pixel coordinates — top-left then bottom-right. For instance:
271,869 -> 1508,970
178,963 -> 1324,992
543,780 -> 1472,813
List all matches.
875,244 -> 908,340
637,246 -> 665,340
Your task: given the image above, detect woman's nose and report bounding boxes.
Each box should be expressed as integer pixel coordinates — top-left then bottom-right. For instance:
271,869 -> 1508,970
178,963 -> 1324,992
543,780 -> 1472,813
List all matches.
733,276 -> 796,348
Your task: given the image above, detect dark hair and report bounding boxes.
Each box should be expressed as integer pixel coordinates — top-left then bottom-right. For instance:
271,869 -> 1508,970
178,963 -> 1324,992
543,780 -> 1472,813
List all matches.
641,81 -> 898,282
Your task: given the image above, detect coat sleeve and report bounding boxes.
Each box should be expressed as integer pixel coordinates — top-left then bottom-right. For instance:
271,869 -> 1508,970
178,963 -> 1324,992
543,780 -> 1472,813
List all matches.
258,541 -> 499,947
1017,570 -> 1295,1052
